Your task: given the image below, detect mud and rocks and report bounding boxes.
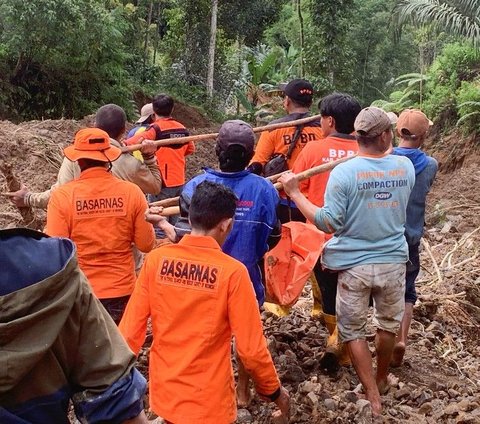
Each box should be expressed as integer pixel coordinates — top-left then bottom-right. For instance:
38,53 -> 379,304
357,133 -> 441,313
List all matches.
0,113 -> 479,423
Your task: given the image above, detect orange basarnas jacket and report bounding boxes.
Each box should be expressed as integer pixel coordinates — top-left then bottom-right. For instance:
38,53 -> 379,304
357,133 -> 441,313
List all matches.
46,167 -> 155,299
119,234 -> 280,424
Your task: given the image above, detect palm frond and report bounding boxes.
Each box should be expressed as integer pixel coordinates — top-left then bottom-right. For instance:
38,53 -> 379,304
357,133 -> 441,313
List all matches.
456,110 -> 480,124
394,0 -> 480,48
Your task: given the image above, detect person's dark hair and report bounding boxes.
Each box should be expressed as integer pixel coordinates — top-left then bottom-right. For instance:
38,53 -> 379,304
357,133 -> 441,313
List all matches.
289,97 -> 312,109
189,181 -> 237,231
399,128 -> 424,143
77,158 -> 109,171
153,94 -> 174,116
95,104 -> 127,140
319,93 -> 362,134
216,144 -> 253,172
355,133 -> 382,146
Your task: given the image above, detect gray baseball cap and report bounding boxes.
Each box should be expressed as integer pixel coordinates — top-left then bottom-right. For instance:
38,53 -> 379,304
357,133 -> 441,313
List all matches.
136,103 -> 154,124
216,120 -> 255,154
354,107 -> 392,137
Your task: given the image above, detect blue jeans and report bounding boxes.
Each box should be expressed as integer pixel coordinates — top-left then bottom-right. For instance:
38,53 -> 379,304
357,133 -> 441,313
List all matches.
405,242 -> 420,304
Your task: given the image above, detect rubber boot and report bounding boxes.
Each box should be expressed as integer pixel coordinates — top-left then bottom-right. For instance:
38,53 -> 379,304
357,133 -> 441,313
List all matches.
263,302 -> 291,317
320,314 -> 351,371
310,273 -> 324,318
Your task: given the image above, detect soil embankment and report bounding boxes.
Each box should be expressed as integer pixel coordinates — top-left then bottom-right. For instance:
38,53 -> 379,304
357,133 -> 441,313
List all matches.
0,110 -> 479,423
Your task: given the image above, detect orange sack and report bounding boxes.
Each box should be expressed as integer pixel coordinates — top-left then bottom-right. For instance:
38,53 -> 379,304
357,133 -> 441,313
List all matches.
265,221 -> 325,307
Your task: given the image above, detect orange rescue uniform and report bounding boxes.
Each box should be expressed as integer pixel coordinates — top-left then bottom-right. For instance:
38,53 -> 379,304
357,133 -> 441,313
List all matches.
125,117 -> 194,187
45,167 -> 155,299
293,134 -> 359,207
119,234 -> 280,424
250,113 -> 324,170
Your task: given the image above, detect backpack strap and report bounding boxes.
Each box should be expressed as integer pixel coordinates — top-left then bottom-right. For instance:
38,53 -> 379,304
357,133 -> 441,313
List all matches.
285,124 -> 305,160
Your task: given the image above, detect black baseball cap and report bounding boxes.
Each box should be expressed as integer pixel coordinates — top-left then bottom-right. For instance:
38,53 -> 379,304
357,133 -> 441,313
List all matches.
216,120 -> 255,155
279,79 -> 314,104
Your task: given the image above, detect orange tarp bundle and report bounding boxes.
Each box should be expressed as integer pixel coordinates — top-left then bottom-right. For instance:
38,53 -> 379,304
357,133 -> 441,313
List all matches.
265,221 -> 325,307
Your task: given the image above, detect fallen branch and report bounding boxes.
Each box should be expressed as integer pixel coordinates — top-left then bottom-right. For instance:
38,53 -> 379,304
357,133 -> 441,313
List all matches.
440,226 -> 480,268
448,251 -> 479,270
122,113 -> 322,153
419,292 -> 466,302
0,160 -> 40,229
421,238 -> 443,284
439,203 -> 480,212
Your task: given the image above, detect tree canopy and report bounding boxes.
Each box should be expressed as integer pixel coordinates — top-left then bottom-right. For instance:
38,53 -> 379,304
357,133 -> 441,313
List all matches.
0,0 -> 478,135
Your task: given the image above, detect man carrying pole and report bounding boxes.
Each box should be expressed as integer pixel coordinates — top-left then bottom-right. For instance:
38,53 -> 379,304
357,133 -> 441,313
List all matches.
124,94 -> 194,239
45,128 -> 155,323
120,181 -> 290,424
278,107 -> 415,416
248,79 -> 323,223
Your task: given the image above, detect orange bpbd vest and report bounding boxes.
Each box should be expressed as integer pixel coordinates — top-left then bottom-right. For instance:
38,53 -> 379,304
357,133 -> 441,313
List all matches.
150,118 -> 194,187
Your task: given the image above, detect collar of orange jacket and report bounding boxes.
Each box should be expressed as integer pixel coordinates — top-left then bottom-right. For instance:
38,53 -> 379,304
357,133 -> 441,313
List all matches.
79,167 -> 112,179
179,234 -> 221,250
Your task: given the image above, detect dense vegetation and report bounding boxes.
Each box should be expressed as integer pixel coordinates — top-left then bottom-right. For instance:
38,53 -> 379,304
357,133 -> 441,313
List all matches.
0,0 -> 478,135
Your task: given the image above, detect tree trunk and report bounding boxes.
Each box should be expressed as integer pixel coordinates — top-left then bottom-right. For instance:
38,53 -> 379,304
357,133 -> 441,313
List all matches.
206,0 -> 218,98
153,3 -> 160,64
297,0 -> 305,78
237,36 -> 242,115
143,1 -> 154,71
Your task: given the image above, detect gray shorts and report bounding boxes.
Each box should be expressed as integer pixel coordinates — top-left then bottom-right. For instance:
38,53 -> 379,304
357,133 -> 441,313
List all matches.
336,264 -> 405,342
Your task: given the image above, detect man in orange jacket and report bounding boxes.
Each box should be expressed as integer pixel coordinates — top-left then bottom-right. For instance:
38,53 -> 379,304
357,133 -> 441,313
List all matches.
292,93 -> 361,372
249,79 -> 323,223
125,94 -> 194,238
119,181 -> 290,424
46,128 -> 155,323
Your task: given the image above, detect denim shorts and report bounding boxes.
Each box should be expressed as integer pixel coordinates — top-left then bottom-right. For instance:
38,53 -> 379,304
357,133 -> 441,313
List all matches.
336,264 -> 406,342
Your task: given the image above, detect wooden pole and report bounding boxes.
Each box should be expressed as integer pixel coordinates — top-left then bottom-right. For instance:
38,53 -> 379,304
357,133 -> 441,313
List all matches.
148,167 -> 292,207
155,154 -> 355,216
121,113 -> 322,153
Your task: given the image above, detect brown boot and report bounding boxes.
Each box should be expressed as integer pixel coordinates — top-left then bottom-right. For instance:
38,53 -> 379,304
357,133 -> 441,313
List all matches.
320,314 -> 351,372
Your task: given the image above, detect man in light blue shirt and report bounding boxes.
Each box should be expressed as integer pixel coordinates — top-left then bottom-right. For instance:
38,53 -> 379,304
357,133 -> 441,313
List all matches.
279,107 -> 415,417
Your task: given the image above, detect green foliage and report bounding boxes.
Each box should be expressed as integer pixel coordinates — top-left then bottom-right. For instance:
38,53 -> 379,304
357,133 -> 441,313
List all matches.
219,0 -> 287,46
1,0 -> 476,131
0,0 -> 134,120
394,0 -> 480,47
373,42 -> 480,135
372,90 -> 418,113
422,42 -> 480,119
244,46 -> 282,85
456,81 -> 480,134
308,0 -> 355,87
231,45 -> 281,121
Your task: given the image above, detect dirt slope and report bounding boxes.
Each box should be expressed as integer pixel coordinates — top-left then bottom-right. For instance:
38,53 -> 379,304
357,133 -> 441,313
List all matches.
0,115 -> 479,423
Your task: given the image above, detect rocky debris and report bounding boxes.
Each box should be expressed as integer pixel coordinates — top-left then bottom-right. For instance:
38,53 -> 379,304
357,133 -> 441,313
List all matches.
1,119 -> 479,423
355,399 -> 372,423
237,408 -> 253,423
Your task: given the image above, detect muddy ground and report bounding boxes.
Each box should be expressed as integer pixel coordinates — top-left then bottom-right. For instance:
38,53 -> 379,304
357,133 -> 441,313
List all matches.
0,111 -> 479,423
